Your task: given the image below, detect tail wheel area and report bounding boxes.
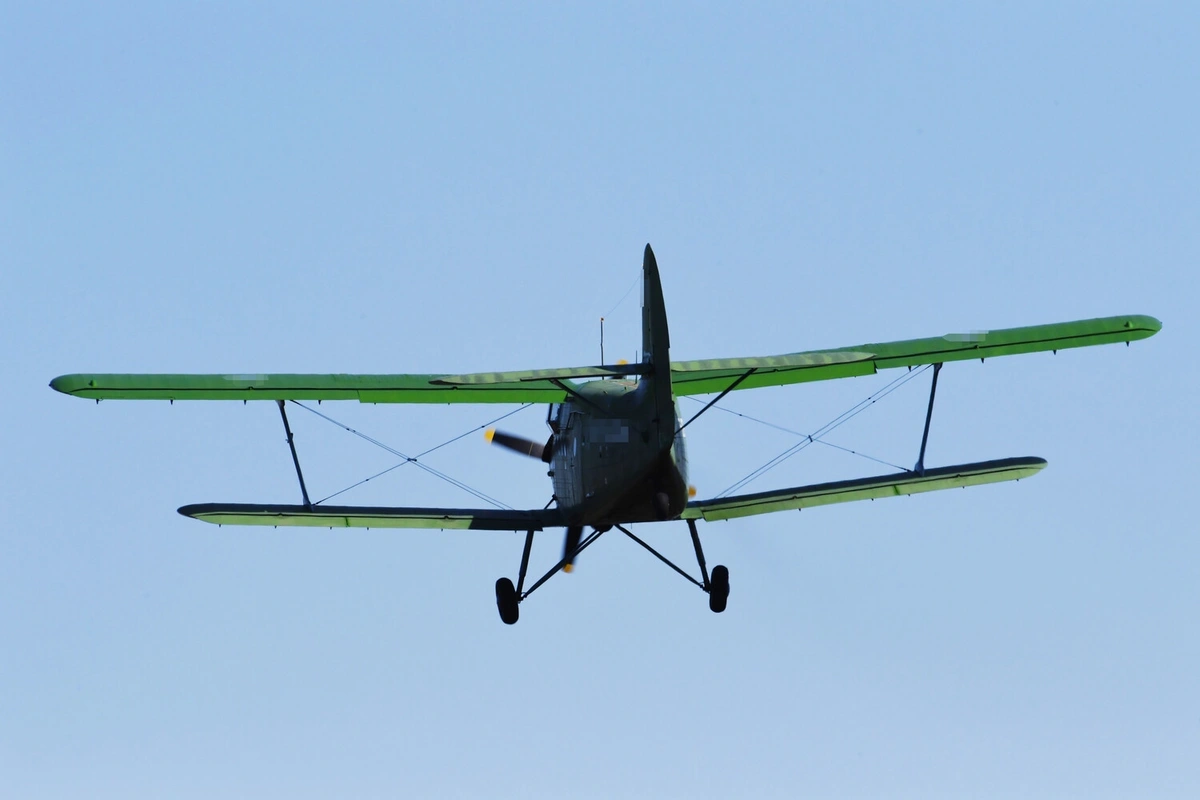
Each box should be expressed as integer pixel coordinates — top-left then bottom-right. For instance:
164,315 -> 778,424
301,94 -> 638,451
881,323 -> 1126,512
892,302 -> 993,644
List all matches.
708,564 -> 730,613
495,577 -> 519,625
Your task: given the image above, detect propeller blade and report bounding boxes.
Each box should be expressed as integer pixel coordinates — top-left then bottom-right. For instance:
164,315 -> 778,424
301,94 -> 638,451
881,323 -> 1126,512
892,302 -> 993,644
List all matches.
562,526 -> 582,573
486,428 -> 554,463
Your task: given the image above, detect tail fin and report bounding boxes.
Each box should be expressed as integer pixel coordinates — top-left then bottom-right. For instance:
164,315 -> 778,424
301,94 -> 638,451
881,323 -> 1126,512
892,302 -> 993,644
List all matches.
642,244 -> 670,368
640,244 -> 675,446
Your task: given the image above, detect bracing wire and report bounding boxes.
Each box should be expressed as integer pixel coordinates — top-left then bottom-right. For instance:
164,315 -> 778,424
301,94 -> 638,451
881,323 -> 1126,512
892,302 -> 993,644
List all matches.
716,364 -> 932,498
290,401 -> 534,510
681,397 -> 908,473
310,402 -> 533,505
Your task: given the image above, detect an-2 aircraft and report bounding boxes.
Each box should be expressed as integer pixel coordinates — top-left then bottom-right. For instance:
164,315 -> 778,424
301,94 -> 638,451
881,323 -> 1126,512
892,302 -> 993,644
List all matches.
52,246 -> 1160,624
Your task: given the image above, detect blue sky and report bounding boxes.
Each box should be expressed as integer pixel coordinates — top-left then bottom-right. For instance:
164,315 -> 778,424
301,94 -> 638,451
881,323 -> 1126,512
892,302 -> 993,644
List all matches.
3,3 -> 1197,797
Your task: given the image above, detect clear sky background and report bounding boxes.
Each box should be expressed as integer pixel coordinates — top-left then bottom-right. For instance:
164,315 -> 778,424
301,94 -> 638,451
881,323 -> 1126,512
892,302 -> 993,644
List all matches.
3,3 -> 1197,798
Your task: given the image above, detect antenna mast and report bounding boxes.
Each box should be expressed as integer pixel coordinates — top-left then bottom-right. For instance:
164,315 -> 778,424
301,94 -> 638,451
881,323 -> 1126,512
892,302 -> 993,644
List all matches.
600,317 -> 605,365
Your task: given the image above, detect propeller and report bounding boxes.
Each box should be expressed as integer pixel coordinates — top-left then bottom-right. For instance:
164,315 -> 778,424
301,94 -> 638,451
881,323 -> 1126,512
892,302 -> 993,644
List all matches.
485,428 -> 554,464
486,427 -> 578,570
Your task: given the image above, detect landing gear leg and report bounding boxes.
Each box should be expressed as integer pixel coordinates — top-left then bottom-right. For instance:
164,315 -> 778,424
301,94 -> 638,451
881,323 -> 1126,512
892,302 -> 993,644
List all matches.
496,526 -> 609,625
618,520 -> 730,614
688,518 -> 711,588
689,518 -> 729,613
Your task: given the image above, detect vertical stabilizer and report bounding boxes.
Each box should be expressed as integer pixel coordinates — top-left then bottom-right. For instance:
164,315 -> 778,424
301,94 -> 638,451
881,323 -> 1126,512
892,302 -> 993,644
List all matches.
640,244 -> 675,447
642,244 -> 670,366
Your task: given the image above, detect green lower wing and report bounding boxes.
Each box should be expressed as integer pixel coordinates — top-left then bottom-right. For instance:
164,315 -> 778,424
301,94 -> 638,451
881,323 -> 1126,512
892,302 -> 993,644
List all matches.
683,457 -> 1046,522
179,503 -> 564,530
670,314 -> 1160,395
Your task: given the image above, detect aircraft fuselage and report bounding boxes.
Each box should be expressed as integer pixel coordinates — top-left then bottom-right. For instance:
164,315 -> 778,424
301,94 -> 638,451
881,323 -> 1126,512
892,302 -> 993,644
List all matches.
548,378 -> 689,527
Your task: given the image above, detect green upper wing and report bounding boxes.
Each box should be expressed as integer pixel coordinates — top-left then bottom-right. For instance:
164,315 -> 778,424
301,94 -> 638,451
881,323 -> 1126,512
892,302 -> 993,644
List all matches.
179,502 -> 564,530
50,314 -> 1159,403
49,362 -> 658,403
50,371 -> 577,404
670,314 -> 1161,395
683,456 -> 1046,522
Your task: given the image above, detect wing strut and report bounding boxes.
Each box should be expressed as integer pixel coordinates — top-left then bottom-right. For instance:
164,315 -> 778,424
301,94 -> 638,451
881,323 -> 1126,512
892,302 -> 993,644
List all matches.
914,363 -> 942,475
675,368 -> 757,436
548,378 -> 605,412
277,400 -> 312,508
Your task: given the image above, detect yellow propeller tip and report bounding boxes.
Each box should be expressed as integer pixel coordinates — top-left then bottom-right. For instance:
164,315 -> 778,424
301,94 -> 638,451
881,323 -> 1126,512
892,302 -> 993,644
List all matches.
617,358 -> 629,365
688,485 -> 697,498
563,563 -> 574,573
484,427 -> 495,443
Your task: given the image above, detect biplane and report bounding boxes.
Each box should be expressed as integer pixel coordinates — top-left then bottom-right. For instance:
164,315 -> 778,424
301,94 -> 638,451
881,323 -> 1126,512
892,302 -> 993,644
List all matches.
51,245 -> 1160,624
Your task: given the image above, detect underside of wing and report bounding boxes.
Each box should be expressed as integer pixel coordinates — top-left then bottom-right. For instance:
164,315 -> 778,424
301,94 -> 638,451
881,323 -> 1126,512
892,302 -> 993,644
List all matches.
671,314 -> 1161,395
683,456 -> 1047,522
179,503 -> 565,530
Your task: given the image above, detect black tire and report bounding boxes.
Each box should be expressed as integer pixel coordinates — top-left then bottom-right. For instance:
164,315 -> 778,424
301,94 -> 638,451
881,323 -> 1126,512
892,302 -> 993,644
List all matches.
708,565 -> 729,614
495,577 -> 520,625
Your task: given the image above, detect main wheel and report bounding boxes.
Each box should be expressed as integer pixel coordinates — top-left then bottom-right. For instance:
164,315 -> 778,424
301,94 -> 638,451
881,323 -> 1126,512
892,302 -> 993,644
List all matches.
708,565 -> 730,613
495,577 -> 520,625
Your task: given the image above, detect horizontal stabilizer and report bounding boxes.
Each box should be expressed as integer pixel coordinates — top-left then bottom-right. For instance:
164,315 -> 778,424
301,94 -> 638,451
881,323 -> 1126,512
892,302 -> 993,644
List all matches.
180,503 -> 564,530
683,456 -> 1047,522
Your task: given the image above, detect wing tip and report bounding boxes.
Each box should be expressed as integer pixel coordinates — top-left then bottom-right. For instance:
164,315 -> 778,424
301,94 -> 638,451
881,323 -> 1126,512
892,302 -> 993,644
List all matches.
1112,314 -> 1162,340
1136,314 -> 1163,335
50,374 -> 83,395
178,504 -> 218,523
